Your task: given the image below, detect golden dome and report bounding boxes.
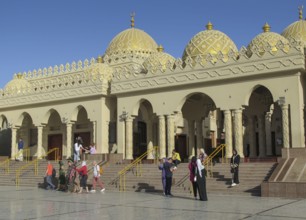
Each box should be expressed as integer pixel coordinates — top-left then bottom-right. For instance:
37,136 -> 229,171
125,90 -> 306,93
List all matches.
248,23 -> 290,55
105,27 -> 158,58
182,22 -> 238,63
143,45 -> 175,72
282,7 -> 306,46
4,73 -> 31,94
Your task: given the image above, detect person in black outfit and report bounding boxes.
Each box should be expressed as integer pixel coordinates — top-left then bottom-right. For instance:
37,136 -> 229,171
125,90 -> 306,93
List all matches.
189,156 -> 198,199
230,149 -> 240,187
195,152 -> 208,201
164,157 -> 174,197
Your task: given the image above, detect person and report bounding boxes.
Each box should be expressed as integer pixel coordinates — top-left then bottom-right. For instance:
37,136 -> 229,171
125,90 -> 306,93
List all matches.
76,161 -> 89,193
158,158 -> 167,195
89,143 -> 96,154
189,156 -> 198,200
195,149 -> 208,201
66,159 -> 78,192
172,149 -> 181,167
58,160 -> 66,191
16,138 -> 24,161
199,148 -> 207,164
74,138 -> 84,162
45,161 -> 56,190
230,149 -> 240,187
164,157 -> 175,197
90,161 -> 105,192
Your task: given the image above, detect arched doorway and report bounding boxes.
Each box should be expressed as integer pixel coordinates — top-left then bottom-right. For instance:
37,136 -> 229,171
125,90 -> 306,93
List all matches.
0,116 -> 11,157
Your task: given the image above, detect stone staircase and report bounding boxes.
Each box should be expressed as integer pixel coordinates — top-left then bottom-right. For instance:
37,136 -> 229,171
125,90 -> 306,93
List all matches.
102,161 -> 277,197
0,159 -> 277,197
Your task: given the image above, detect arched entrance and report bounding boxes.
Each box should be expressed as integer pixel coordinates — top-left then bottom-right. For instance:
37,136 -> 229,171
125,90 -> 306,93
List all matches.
0,116 -> 11,157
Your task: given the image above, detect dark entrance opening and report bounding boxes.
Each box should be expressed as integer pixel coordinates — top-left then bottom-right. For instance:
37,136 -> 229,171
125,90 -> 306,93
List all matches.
48,134 -> 62,160
133,121 -> 147,158
175,134 -> 187,162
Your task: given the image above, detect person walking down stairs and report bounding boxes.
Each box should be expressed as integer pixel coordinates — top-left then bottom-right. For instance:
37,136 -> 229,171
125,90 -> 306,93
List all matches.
90,161 -> 105,193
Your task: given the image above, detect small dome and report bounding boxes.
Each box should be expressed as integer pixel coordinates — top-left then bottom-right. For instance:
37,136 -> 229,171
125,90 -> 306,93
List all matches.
282,7 -> 306,46
182,22 -> 238,63
248,23 -> 290,55
4,73 -> 31,94
143,45 -> 175,72
85,56 -> 113,81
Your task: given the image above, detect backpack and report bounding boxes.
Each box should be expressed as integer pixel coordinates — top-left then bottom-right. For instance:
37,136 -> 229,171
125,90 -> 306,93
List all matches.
99,165 -> 103,175
52,168 -> 56,177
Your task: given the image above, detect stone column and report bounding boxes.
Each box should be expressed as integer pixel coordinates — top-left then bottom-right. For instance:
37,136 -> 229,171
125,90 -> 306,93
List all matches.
188,120 -> 195,157
265,112 -> 272,156
233,109 -> 244,158
66,123 -> 73,158
10,127 -> 17,159
281,104 -> 290,148
248,116 -> 256,157
158,115 -> 166,159
125,117 -> 133,160
37,126 -> 44,159
258,115 -> 266,157
92,121 -> 96,144
224,110 -> 232,159
167,115 -> 175,157
196,120 -> 203,151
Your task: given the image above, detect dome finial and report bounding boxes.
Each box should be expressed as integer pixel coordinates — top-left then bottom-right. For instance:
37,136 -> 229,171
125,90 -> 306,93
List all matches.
97,55 -> 103,63
206,21 -> 213,30
130,12 -> 135,28
299,5 -> 304,20
157,45 -> 164,52
262,22 -> 271,32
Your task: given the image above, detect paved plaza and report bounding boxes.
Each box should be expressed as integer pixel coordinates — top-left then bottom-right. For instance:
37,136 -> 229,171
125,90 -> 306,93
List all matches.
0,186 -> 305,220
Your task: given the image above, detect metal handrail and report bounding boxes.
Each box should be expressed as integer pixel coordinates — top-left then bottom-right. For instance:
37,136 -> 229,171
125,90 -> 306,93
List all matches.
118,146 -> 159,191
174,144 -> 226,187
0,147 -> 31,174
16,148 -> 59,188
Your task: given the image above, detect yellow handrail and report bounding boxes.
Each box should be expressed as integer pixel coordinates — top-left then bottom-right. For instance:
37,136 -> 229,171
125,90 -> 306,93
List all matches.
204,144 -> 226,177
40,148 -> 60,161
15,159 -> 38,188
0,147 -> 31,174
16,148 -> 59,188
118,146 -> 158,191
174,144 -> 226,188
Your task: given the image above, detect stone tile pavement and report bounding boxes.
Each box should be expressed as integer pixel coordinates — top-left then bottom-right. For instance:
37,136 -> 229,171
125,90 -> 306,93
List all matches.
0,186 -> 305,220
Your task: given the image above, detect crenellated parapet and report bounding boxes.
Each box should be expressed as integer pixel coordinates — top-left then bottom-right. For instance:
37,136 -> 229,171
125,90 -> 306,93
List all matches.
0,58 -> 114,99
111,39 -> 305,94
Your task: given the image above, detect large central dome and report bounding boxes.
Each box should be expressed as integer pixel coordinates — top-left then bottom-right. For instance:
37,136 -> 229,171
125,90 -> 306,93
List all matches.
105,27 -> 158,58
281,8 -> 306,46
182,22 -> 238,63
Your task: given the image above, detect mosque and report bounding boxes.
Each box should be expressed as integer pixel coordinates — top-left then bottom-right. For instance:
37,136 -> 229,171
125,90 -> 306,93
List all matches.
0,7 -> 305,172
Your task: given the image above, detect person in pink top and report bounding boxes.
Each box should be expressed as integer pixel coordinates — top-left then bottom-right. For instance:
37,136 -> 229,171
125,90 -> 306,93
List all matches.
90,161 -> 105,192
76,161 -> 89,193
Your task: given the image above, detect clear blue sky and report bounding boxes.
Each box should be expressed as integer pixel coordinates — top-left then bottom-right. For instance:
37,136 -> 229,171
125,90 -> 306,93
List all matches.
0,0 -> 303,89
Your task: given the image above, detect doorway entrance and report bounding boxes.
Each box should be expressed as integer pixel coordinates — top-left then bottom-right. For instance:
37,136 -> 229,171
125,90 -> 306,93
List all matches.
175,134 -> 187,162
48,134 -> 62,160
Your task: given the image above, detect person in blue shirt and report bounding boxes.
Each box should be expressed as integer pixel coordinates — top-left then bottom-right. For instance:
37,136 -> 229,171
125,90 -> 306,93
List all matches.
158,158 -> 167,195
16,138 -> 24,161
164,157 -> 175,197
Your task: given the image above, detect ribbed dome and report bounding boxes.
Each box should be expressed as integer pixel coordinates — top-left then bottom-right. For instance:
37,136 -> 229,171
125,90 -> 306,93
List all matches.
182,22 -> 238,63
4,73 -> 31,94
282,19 -> 306,46
143,45 -> 175,72
248,23 -> 290,55
105,27 -> 158,58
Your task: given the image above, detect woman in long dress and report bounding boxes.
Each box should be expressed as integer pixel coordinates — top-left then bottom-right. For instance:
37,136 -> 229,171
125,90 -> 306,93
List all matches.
195,149 -> 208,201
